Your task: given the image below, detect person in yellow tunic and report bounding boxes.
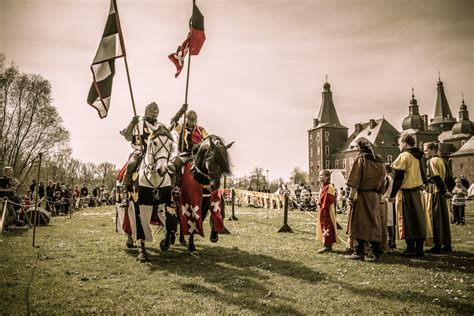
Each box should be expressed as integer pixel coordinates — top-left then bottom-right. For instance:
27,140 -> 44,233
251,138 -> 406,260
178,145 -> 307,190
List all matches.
346,137 -> 386,261
390,132 -> 429,257
316,170 -> 341,253
423,142 -> 452,253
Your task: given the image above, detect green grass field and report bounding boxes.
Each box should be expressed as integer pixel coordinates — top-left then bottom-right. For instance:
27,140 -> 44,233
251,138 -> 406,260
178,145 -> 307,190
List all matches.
1,202 -> 473,314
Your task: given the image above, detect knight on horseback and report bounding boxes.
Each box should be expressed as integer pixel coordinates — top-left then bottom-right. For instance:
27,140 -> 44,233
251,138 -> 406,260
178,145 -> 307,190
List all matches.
119,101 -> 163,207
169,103 -> 209,188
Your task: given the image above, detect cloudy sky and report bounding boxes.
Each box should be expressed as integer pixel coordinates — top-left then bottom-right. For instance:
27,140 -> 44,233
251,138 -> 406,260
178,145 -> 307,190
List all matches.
1,0 -> 472,181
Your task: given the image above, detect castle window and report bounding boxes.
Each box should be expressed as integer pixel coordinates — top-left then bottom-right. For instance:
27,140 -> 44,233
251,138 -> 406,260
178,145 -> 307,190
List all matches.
310,148 -> 313,158
317,147 -> 320,155
310,134 -> 313,144
325,131 -> 329,141
387,155 -> 392,163
325,146 -> 330,155
342,159 -> 346,169
325,160 -> 330,169
316,131 -> 320,142
335,160 -> 338,168
349,157 -> 354,168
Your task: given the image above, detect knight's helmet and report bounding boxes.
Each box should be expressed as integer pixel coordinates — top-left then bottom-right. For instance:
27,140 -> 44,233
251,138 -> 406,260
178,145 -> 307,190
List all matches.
145,102 -> 159,121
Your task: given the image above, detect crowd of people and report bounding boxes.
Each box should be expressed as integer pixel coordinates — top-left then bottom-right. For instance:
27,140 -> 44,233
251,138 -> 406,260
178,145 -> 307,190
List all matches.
315,132 -> 471,261
0,165 -> 115,232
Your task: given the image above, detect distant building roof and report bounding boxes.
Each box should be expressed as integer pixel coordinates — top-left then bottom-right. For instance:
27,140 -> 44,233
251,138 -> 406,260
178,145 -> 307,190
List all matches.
340,118 -> 399,152
450,136 -> 474,157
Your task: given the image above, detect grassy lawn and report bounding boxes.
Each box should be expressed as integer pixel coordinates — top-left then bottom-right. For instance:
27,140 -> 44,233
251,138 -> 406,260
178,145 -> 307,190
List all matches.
1,202 -> 473,314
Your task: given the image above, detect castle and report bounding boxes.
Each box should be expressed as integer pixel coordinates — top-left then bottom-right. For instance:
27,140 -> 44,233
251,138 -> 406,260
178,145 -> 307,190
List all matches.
308,77 -> 474,191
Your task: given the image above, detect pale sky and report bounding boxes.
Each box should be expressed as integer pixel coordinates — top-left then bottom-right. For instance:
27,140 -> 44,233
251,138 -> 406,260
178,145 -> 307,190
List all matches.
1,0 -> 472,181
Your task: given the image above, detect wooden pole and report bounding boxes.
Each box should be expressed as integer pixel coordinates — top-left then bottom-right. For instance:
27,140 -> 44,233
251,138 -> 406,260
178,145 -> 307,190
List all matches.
278,194 -> 293,233
32,153 -> 42,247
229,188 -> 238,221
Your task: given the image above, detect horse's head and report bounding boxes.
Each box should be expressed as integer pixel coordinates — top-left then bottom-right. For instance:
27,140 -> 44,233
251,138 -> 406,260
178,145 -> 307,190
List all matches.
194,135 -> 234,191
146,124 -> 174,177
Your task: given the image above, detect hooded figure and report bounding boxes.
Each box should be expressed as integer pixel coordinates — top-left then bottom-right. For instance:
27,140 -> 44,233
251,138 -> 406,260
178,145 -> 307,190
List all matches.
346,137 -> 386,261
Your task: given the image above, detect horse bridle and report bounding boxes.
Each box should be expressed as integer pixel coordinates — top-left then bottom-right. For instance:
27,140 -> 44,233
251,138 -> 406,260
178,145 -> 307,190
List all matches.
143,132 -> 173,189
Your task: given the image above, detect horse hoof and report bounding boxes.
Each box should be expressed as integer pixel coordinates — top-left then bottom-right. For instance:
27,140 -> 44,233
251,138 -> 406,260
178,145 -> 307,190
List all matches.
160,239 -> 170,251
126,237 -> 135,248
180,237 -> 187,246
210,231 -> 219,243
137,251 -> 148,262
188,243 -> 197,252
170,233 -> 176,245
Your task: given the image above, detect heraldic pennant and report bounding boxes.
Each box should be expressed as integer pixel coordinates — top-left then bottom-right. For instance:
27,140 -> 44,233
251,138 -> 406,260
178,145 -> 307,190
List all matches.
178,162 -> 225,237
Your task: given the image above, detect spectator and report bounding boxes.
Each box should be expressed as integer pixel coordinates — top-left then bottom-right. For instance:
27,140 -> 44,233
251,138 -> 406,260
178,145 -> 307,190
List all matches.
468,183 -> 474,198
46,180 -> 55,212
460,175 -> 470,190
0,166 -> 23,231
452,179 -> 467,225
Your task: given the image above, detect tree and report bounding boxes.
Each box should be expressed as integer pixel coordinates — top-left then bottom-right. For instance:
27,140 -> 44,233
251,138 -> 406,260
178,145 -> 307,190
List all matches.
249,167 -> 266,190
290,167 -> 308,185
96,162 -> 118,188
0,55 -> 70,185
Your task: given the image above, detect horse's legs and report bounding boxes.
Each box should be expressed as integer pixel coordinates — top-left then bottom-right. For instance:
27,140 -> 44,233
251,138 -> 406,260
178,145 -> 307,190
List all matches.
126,235 -> 135,248
137,240 -> 148,262
179,222 -> 187,246
188,234 -> 196,252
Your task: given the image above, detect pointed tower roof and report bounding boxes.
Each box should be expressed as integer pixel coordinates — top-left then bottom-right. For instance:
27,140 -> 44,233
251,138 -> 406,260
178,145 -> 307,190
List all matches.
315,79 -> 346,129
402,88 -> 424,131
429,74 -> 456,132
452,94 -> 473,135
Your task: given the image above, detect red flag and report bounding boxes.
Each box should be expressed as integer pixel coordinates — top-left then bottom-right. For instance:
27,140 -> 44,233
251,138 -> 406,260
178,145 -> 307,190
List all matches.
168,36 -> 190,78
168,2 -> 205,77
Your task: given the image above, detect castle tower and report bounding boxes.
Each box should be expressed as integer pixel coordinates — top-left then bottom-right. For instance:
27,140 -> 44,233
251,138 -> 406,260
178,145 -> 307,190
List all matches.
444,94 -> 474,149
402,88 -> 438,147
308,79 -> 348,189
429,74 -> 456,133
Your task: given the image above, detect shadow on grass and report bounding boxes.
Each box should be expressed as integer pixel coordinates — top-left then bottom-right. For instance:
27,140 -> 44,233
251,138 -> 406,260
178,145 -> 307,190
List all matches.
2,226 -> 30,237
124,244 -> 324,315
339,278 -> 474,314
378,250 -> 474,274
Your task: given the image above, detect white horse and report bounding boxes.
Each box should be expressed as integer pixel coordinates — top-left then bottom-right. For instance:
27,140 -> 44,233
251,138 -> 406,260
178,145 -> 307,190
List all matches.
116,124 -> 175,262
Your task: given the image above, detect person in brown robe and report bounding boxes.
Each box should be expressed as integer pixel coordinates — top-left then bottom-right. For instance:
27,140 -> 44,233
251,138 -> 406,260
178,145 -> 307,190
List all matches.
346,137 -> 386,261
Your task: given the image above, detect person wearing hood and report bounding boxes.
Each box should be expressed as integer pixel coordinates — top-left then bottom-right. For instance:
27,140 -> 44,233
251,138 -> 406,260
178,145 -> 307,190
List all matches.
390,132 -> 429,257
424,142 -> 452,253
345,137 -> 386,261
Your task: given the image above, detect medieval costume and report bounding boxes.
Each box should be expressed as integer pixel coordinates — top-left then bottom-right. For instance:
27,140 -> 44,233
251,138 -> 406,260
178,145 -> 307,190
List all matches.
390,147 -> 430,257
383,172 -> 397,250
425,156 -> 452,252
346,138 -> 386,260
120,102 -> 163,188
316,182 -> 341,252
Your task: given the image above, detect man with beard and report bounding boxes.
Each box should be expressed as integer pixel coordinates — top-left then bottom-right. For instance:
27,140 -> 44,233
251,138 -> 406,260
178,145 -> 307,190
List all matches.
390,132 -> 429,257
346,137 -> 386,261
423,142 -> 452,253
